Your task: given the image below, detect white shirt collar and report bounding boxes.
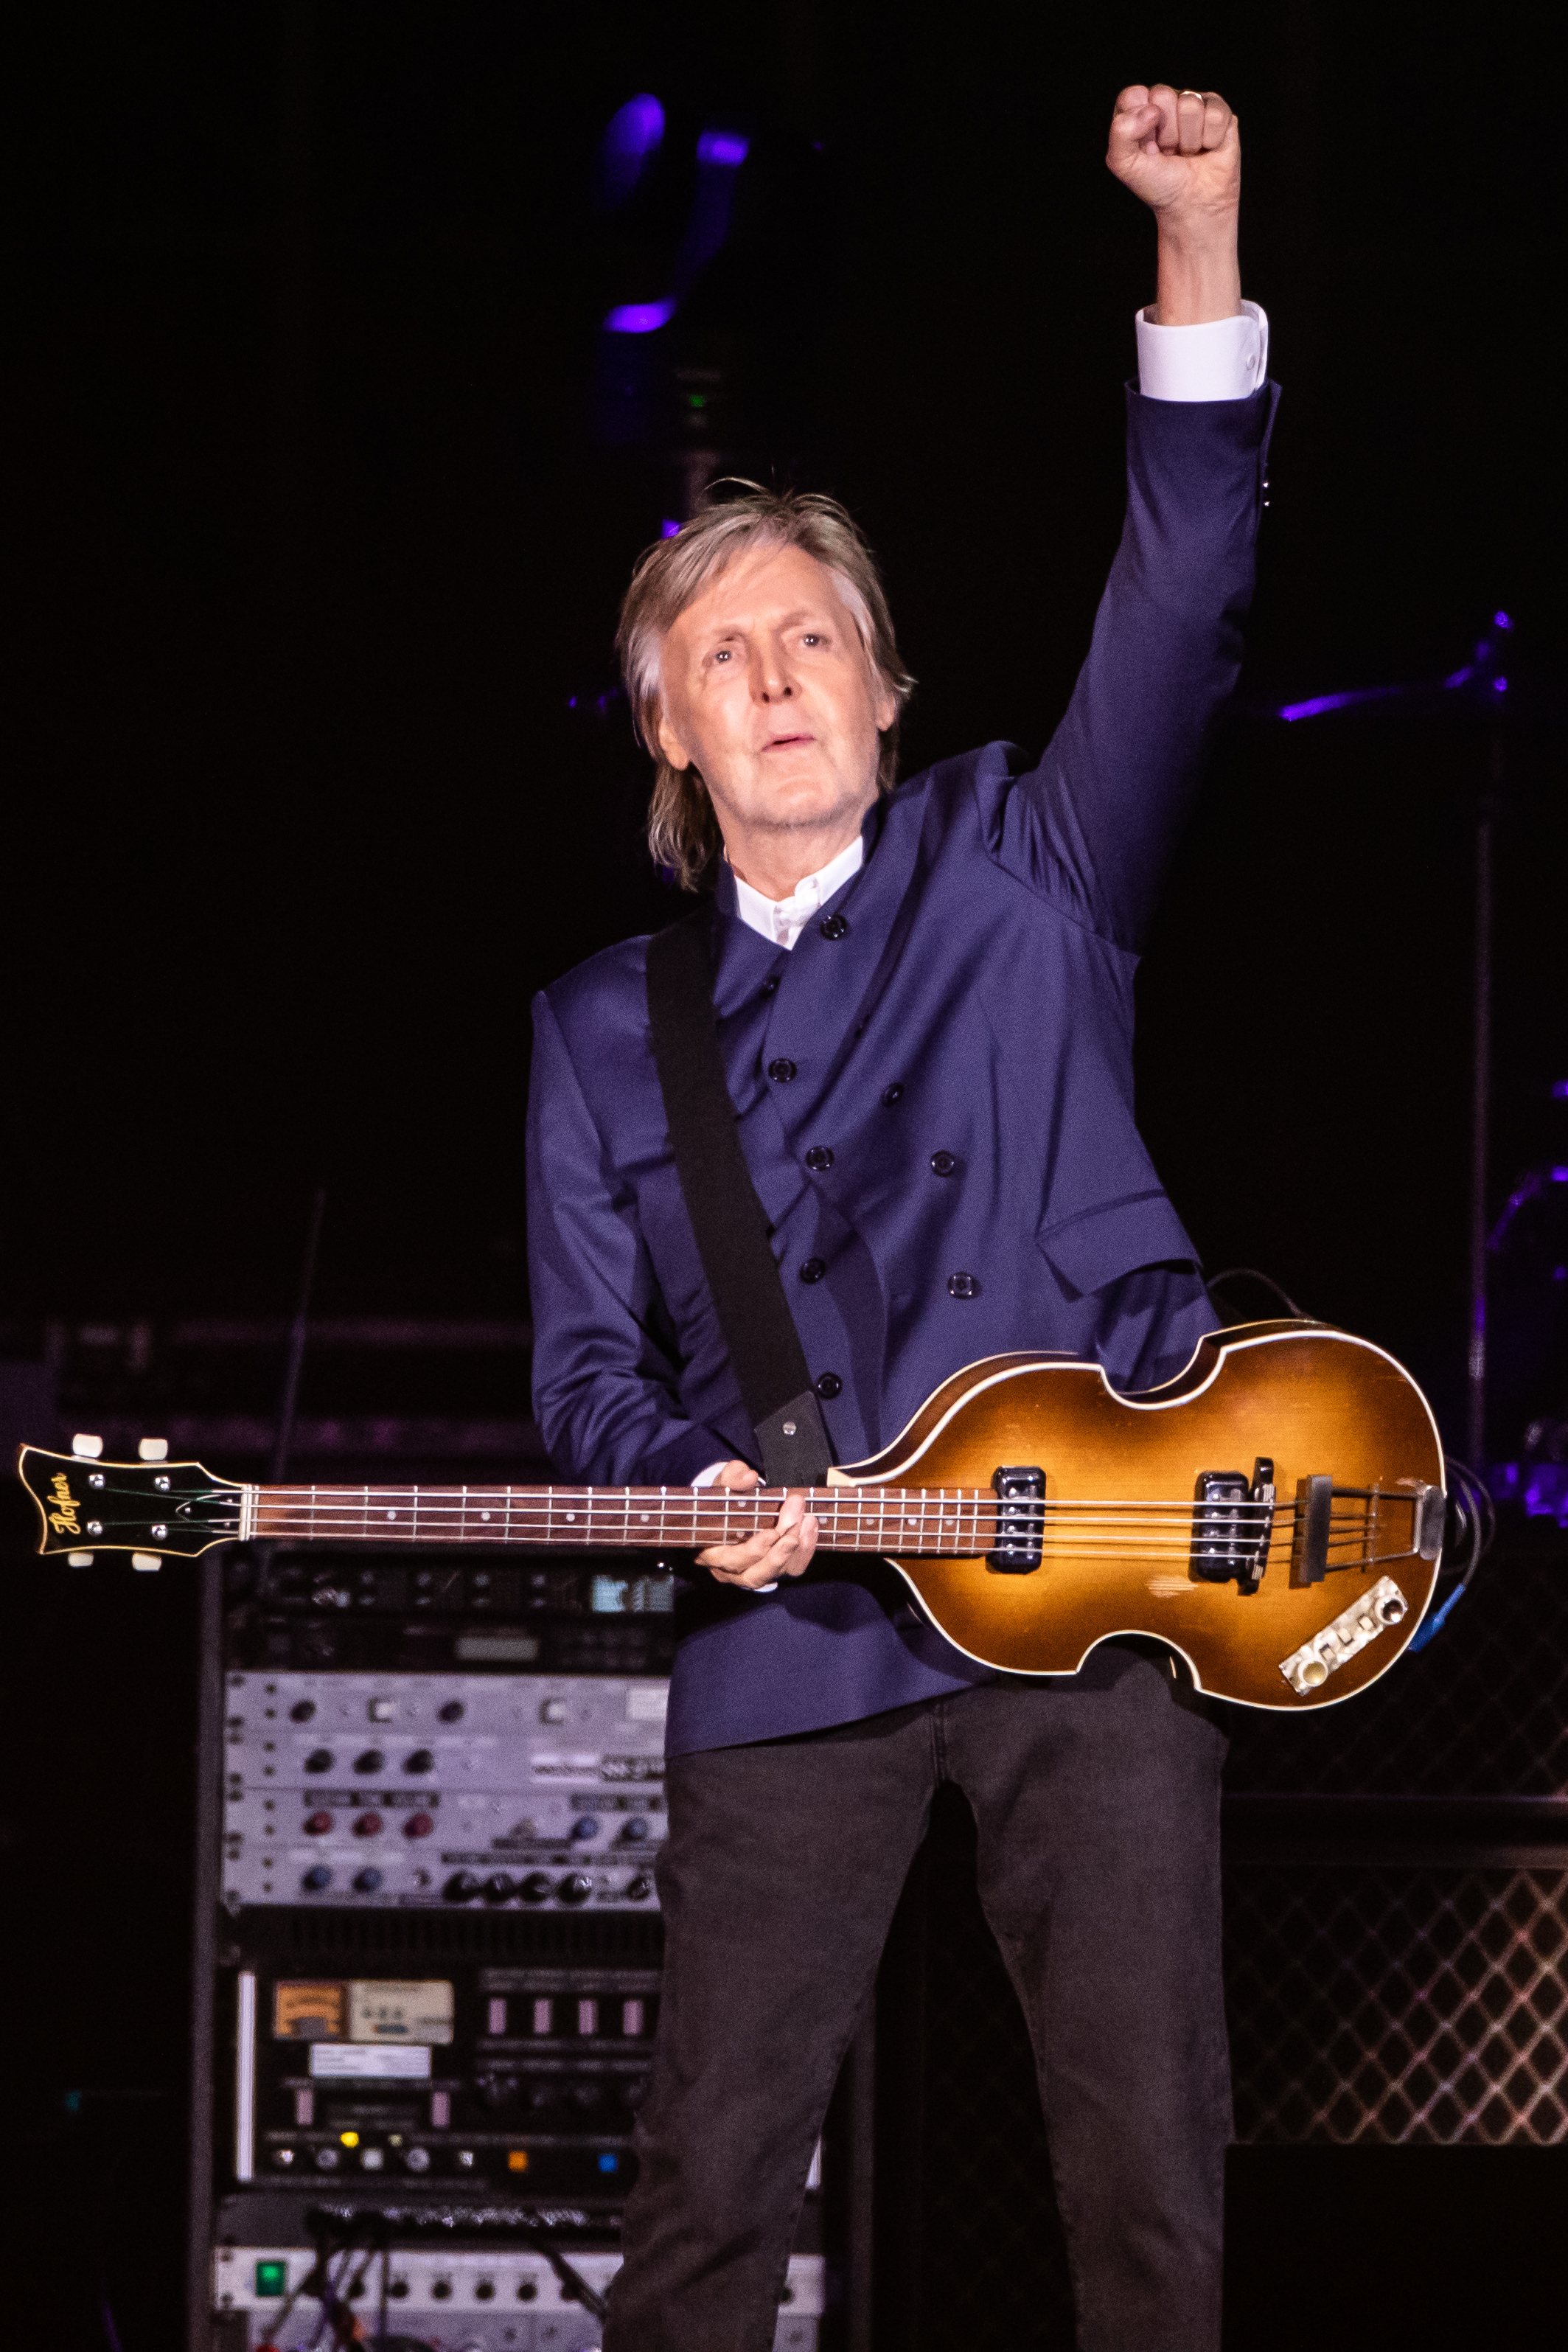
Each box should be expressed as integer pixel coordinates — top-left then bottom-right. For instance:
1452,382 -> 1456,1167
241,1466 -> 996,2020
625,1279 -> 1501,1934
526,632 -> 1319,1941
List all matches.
729,833 -> 865,951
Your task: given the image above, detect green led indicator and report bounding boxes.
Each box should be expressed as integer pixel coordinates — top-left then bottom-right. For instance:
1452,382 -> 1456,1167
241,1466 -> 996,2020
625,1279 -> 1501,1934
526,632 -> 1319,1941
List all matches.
687,393 -> 706,409
255,2260 -> 288,2298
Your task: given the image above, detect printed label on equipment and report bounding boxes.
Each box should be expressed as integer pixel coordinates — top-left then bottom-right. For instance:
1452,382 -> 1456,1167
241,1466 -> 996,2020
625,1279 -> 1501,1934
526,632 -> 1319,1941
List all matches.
346,1978 -> 455,2044
626,1685 -> 668,1721
307,2042 -> 433,2079
273,1982 -> 347,2041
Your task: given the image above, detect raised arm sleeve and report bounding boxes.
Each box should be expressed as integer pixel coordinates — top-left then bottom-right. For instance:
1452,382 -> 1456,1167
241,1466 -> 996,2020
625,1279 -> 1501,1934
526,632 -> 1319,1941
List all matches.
995,377 -> 1278,951
526,990 -> 737,1486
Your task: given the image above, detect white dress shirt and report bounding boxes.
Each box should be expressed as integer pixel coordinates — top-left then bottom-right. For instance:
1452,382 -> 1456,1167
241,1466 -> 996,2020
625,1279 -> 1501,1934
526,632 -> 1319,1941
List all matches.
696,298 -> 1269,1517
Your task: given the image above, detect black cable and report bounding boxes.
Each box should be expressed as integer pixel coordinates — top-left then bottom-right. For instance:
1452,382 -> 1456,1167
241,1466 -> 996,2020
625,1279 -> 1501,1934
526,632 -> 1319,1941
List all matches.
514,2211 -> 611,2323
1408,1455 -> 1496,1652
1205,1266 -> 1308,1318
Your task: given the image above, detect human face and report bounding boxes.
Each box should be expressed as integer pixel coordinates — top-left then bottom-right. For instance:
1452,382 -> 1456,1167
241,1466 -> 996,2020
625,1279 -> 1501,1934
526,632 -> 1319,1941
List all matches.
655,540 -> 896,898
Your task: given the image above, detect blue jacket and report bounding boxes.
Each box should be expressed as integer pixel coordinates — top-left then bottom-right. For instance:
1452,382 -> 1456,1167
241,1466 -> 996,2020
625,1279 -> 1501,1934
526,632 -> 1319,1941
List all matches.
528,381 -> 1279,1753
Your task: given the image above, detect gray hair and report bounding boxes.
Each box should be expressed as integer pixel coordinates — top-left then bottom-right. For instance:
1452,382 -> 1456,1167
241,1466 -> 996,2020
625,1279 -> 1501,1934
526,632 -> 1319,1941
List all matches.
616,483 -> 916,891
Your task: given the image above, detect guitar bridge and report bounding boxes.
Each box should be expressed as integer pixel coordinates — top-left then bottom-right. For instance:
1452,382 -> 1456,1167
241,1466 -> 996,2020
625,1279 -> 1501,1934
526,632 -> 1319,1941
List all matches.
989,1467 -> 1045,1573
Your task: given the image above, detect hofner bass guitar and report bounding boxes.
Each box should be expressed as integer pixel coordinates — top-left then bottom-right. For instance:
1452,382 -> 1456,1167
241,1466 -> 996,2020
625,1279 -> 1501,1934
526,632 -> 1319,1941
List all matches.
18,1321 -> 1448,1711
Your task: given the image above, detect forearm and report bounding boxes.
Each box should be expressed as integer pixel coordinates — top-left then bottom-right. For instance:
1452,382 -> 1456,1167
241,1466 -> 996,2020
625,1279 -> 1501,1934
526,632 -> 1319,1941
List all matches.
1151,215 -> 1241,326
1003,383 -> 1275,947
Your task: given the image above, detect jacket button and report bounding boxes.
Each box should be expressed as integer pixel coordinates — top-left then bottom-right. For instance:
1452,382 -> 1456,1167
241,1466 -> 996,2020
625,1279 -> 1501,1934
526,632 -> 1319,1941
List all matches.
819,914 -> 849,941
798,1258 -> 826,1284
805,1147 -> 834,1172
814,1373 -> 843,1399
760,975 -> 780,995
947,1272 -> 978,1299
767,1058 -> 798,1082
930,1150 -> 958,1177
882,1083 -> 905,1106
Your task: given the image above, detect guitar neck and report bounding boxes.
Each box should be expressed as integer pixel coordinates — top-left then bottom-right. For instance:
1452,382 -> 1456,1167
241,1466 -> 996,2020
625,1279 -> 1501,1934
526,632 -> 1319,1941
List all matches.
247,1482 -> 1003,1556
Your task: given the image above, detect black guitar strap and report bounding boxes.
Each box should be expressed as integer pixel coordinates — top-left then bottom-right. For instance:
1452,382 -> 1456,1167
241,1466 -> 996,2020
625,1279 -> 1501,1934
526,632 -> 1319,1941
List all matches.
645,909 -> 834,1486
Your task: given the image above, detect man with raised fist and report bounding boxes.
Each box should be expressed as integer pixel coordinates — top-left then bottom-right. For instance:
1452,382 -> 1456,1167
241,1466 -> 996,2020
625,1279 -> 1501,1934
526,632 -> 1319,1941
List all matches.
529,83 -> 1275,2352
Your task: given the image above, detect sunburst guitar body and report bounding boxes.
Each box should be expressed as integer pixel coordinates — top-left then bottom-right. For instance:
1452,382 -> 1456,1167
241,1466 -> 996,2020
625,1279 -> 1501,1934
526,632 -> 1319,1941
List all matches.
835,1321 -> 1446,1707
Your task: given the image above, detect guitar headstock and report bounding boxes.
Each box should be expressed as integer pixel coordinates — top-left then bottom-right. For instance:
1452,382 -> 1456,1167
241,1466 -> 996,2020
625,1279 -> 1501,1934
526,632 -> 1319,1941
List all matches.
16,1446 -> 245,1559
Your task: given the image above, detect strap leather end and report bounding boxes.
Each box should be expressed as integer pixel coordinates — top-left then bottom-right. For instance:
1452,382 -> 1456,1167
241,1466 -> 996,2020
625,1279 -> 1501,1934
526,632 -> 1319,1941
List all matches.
753,1391 -> 833,1487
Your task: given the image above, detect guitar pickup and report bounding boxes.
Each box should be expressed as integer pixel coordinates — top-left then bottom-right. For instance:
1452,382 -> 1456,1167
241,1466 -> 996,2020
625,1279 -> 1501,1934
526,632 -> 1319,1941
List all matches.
989,1467 -> 1045,1573
1190,1460 -> 1275,1590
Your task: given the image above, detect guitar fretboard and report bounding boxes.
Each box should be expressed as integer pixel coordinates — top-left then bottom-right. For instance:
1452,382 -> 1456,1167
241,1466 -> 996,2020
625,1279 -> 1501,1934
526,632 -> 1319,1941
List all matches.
247,1483 -> 1005,1554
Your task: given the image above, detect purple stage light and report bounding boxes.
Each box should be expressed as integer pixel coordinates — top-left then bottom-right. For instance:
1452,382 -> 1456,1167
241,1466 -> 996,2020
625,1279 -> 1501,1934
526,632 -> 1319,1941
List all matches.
1443,663 -> 1477,689
604,297 -> 677,335
660,519 -> 680,538
1278,684 -> 1406,720
1493,676 -> 1508,693
1553,1081 -> 1568,1101
611,94 -> 665,156
696,131 -> 750,167
1494,610 -> 1513,630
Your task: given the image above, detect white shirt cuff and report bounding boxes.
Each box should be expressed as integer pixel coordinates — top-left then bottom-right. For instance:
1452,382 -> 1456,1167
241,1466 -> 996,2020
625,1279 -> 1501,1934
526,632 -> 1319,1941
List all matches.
692,1461 -> 775,1589
1135,298 -> 1268,402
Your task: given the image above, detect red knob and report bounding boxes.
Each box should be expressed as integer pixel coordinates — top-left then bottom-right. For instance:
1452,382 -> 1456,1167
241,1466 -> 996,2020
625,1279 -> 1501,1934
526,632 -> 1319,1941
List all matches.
304,1812 -> 334,1836
405,1812 -> 435,1839
352,1812 -> 383,1837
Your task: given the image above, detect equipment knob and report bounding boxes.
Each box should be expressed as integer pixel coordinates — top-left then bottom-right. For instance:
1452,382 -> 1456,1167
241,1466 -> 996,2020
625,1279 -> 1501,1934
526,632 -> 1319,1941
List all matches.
483,1872 -> 518,1904
352,1812 -> 383,1837
620,1817 -> 650,1843
444,1871 -> 482,1902
625,1873 -> 654,1902
475,2280 -> 496,2302
404,1812 -> 435,1839
403,1748 -> 435,1775
571,1815 -> 599,1840
519,1871 -> 554,1904
301,1865 -> 332,1892
405,2147 -> 431,2173
290,1700 -> 317,1723
354,1749 -> 386,1775
304,1749 -> 335,1775
558,1872 -> 593,1906
438,1699 -> 465,1723
304,1812 -> 334,1837
352,1867 -> 383,1893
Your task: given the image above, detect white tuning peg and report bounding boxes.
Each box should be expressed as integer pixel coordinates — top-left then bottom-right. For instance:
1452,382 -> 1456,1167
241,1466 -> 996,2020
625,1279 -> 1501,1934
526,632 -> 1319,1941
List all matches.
137,1437 -> 170,1462
72,1433 -> 104,1458
132,1553 -> 161,1572
68,1551 -> 95,1568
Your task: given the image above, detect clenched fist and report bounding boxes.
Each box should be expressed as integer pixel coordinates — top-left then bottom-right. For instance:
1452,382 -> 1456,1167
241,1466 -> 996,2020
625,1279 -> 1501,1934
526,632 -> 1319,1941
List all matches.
1107,85 -> 1242,327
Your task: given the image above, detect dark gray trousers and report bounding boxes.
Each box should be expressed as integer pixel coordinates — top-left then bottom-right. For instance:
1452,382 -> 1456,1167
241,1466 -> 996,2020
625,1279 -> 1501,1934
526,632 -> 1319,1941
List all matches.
603,1651 -> 1231,2352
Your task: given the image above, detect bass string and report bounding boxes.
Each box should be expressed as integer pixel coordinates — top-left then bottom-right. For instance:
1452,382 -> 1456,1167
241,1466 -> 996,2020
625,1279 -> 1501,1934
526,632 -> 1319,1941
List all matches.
244,1488 -> 1384,1521
245,1511 -> 1378,1549
244,1503 -> 1376,1529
